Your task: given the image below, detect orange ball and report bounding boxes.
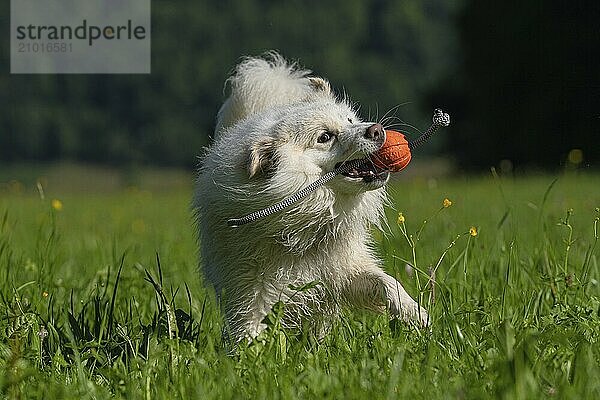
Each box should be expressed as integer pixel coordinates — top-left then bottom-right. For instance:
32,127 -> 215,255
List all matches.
371,130 -> 412,172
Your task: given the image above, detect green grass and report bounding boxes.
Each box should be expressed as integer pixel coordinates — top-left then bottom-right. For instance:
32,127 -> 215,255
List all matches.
1,169 -> 599,399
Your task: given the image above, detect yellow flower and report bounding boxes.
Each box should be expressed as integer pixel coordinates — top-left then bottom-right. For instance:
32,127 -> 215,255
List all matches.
469,226 -> 478,237
51,199 -> 63,211
397,213 -> 405,224
42,291 -> 49,298
443,198 -> 452,208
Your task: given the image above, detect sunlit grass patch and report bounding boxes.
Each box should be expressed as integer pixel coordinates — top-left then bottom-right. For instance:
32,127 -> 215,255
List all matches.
0,172 -> 599,399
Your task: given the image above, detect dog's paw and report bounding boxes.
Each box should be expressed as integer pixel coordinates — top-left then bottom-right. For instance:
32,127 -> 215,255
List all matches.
415,305 -> 431,328
404,303 -> 431,328
388,300 -> 431,329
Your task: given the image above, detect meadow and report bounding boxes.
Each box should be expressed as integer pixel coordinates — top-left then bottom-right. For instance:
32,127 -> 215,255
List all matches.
0,166 -> 599,399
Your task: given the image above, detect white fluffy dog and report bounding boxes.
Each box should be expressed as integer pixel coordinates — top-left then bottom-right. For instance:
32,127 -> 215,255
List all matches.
194,53 -> 428,343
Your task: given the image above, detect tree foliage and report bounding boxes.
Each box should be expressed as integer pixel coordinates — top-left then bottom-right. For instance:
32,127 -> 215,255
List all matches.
5,1 -> 597,169
1,0 -> 460,167
438,0 -> 600,169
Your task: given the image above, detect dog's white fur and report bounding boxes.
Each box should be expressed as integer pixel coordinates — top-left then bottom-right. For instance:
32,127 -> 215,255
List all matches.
194,53 -> 428,342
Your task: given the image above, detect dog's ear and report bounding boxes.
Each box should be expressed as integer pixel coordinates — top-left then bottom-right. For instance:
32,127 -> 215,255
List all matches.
248,136 -> 277,178
308,77 -> 332,96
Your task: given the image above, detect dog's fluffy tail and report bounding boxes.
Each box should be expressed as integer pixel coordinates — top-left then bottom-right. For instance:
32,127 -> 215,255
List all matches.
215,52 -> 331,136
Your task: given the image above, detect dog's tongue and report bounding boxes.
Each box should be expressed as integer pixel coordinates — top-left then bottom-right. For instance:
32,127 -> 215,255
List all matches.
370,130 -> 412,172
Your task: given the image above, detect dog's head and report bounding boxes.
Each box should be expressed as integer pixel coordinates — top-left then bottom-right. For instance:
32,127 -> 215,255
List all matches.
246,97 -> 390,196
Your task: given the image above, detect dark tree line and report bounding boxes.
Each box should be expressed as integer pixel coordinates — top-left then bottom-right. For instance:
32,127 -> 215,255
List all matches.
1,0 -> 598,169
435,0 -> 600,169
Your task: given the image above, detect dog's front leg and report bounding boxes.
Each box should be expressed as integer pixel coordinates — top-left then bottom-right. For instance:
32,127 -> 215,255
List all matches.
344,270 -> 430,327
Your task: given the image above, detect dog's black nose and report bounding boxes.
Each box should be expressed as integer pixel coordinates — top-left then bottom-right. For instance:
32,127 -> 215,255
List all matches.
365,123 -> 383,140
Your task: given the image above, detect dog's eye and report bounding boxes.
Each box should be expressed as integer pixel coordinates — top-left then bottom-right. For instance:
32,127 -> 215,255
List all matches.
317,132 -> 334,143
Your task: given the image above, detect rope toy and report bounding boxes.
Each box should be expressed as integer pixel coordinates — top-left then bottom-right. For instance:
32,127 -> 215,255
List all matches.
227,109 -> 450,227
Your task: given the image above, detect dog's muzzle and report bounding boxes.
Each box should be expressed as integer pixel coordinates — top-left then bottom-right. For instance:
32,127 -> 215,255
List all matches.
335,123 -> 389,184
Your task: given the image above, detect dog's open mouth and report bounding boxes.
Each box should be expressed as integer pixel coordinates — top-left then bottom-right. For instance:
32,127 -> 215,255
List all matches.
335,159 -> 389,183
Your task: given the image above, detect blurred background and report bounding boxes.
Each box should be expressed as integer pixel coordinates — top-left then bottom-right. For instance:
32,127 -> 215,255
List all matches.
1,0 -> 599,189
